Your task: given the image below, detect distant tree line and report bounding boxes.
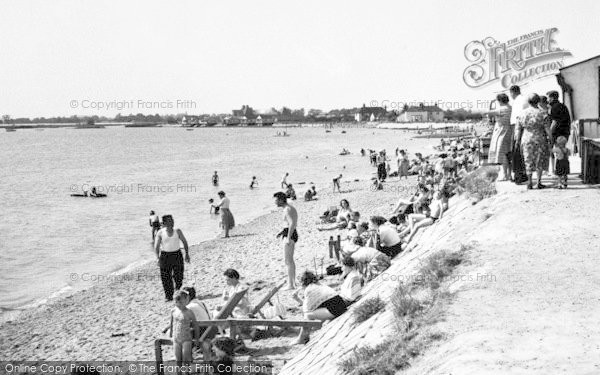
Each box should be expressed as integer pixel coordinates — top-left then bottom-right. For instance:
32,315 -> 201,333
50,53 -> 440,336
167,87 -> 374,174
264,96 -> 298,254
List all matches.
1,106 -> 484,124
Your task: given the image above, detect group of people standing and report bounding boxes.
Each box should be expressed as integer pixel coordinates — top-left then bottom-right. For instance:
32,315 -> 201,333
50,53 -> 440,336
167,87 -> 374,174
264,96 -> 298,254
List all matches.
487,85 -> 571,189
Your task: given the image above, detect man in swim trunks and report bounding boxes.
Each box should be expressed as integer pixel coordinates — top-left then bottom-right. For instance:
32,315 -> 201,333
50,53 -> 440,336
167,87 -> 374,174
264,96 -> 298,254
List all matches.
274,191 -> 298,290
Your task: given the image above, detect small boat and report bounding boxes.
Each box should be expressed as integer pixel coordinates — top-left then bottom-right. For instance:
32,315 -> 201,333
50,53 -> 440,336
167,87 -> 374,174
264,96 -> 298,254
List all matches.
341,130 -> 346,134
186,128 -> 194,131
325,130 -> 331,133
70,193 -> 107,198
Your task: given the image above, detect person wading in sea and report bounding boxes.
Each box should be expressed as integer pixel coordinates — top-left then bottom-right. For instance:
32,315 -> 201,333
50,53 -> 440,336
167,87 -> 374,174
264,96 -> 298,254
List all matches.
274,191 -> 298,290
154,215 -> 190,301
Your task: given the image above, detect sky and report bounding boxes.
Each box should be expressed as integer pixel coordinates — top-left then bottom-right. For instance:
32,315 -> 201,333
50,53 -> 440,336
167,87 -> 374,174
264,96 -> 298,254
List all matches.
1,0 -> 599,118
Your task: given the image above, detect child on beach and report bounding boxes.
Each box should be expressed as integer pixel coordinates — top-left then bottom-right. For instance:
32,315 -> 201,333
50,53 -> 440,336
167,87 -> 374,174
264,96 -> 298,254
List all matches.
170,290 -> 199,366
211,337 -> 236,375
552,136 -> 570,189
209,199 -> 220,214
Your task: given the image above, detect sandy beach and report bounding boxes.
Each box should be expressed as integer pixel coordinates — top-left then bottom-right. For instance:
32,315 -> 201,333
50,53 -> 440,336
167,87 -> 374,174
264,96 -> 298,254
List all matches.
0,175 -> 417,370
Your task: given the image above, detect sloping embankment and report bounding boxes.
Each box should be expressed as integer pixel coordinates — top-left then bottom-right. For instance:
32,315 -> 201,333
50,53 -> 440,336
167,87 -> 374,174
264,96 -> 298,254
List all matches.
281,182 -> 600,374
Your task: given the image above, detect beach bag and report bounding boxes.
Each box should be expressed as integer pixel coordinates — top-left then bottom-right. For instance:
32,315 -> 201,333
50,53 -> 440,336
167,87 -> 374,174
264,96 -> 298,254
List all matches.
326,265 -> 343,275
262,295 -> 287,319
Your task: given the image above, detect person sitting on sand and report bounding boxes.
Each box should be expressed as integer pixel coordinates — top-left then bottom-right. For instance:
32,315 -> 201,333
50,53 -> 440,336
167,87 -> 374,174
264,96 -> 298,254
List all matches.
401,191 -> 445,243
304,185 -> 317,201
210,337 -> 236,375
286,183 -> 297,200
216,268 -> 251,317
339,257 -> 364,305
292,271 -> 347,344
182,286 -> 211,333
369,216 -> 403,258
349,237 -> 391,281
317,199 -> 353,231
169,290 -> 200,366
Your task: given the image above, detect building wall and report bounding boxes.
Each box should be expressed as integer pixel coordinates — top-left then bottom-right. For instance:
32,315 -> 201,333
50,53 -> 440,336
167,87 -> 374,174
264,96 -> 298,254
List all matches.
561,57 -> 600,119
399,111 -> 443,122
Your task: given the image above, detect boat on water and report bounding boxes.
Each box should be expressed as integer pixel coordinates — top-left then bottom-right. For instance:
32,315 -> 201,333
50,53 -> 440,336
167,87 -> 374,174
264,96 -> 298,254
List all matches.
124,121 -> 160,128
70,193 -> 107,198
75,124 -> 105,129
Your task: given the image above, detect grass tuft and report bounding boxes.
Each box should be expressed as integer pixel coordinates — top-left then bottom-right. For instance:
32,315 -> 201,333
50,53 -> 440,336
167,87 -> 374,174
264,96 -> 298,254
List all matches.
352,296 -> 386,324
458,166 -> 498,201
339,250 -> 466,373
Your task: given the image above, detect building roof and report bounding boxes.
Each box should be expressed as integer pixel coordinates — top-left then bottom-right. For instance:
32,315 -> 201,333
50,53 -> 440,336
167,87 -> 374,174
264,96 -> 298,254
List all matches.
358,106 -> 387,115
559,53 -> 600,71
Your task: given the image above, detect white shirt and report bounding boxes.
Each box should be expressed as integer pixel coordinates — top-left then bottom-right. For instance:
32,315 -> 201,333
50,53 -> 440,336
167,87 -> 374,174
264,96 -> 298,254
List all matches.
188,300 -> 212,321
218,197 -> 230,209
510,94 -> 528,126
378,225 -> 401,247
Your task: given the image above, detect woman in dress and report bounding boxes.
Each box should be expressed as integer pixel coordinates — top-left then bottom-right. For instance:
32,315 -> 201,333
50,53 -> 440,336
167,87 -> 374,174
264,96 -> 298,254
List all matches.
487,93 -> 513,181
517,93 -> 552,190
215,191 -> 235,237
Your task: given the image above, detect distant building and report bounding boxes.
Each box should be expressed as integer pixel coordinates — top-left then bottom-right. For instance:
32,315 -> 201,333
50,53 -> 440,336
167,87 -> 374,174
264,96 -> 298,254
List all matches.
355,104 -> 387,122
397,103 -> 444,122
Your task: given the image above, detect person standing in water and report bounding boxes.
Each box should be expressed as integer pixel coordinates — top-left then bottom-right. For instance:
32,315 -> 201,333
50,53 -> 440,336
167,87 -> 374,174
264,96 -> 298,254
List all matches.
281,172 -> 289,189
215,191 -> 235,238
274,192 -> 298,289
250,176 -> 258,189
154,215 -> 190,301
212,171 -> 219,186
149,210 -> 161,241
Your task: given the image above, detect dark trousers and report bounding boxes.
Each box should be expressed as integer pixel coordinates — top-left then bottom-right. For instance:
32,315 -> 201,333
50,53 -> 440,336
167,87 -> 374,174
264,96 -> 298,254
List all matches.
159,251 -> 184,300
511,140 -> 528,183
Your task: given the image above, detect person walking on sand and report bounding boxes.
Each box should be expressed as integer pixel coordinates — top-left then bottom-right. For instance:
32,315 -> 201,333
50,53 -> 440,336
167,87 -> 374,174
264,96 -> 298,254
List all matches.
215,191 -> 235,238
274,191 -> 298,289
281,172 -> 289,189
212,171 -> 219,186
333,174 -> 342,193
154,215 -> 190,302
149,210 -> 161,242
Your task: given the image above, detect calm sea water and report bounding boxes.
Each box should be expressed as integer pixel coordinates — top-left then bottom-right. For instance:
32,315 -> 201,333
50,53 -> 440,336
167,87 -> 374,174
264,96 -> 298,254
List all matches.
0,126 -> 434,316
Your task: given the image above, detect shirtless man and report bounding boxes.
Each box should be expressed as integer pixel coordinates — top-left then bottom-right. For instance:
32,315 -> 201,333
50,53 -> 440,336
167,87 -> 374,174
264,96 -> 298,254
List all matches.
274,191 -> 298,289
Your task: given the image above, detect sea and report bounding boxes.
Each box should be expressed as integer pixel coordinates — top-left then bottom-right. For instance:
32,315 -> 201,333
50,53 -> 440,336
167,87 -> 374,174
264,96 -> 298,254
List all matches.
0,125 -> 437,320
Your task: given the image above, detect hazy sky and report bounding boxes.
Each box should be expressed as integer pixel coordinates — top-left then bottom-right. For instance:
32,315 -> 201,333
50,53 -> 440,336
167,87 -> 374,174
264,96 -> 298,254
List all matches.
1,0 -> 599,117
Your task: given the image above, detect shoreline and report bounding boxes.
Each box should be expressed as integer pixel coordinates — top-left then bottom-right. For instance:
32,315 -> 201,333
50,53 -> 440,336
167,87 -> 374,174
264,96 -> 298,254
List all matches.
0,176 -> 419,364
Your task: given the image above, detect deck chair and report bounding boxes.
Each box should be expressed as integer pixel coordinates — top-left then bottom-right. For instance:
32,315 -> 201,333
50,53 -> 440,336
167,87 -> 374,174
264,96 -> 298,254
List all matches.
154,288 -> 248,372
249,280 -> 286,319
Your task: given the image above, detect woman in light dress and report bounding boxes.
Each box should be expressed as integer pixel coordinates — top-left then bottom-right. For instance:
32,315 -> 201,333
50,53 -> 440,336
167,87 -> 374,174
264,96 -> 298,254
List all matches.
487,93 -> 513,181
